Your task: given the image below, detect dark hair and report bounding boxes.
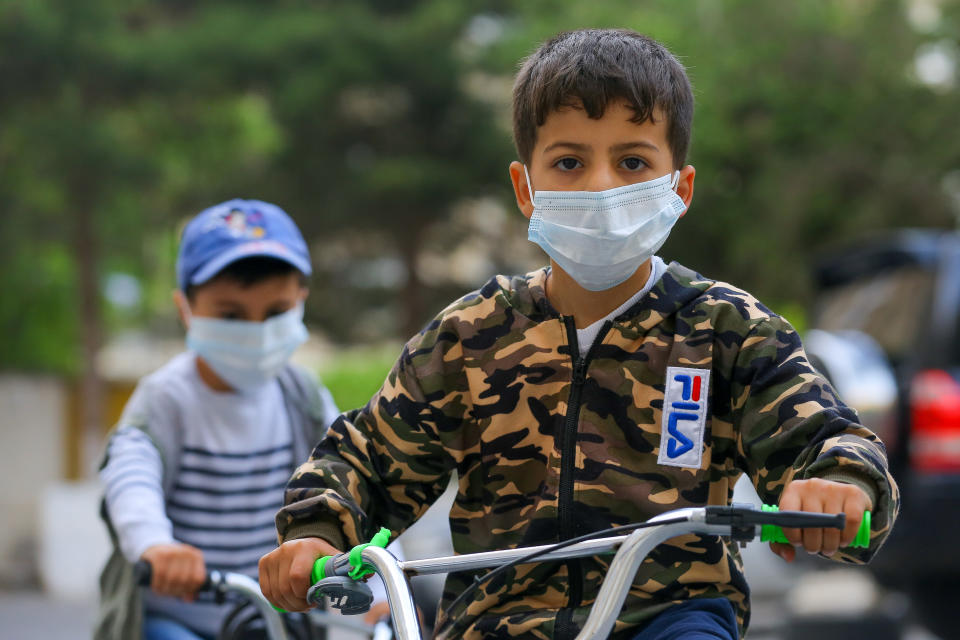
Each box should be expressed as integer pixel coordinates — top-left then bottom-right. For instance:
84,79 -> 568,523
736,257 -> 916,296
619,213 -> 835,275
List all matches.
512,29 -> 694,168
184,256 -> 307,300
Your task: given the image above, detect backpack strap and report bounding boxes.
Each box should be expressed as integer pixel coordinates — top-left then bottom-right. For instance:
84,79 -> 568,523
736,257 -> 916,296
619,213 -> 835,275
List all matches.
277,364 -> 335,466
96,381 -> 182,640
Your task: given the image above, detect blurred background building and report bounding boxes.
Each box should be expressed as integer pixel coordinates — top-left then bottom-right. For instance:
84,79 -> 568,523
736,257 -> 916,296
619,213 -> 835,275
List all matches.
1,0 -> 958,637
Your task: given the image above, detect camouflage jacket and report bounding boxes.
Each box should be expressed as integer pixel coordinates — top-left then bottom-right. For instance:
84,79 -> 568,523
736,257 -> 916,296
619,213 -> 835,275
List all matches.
278,263 -> 899,640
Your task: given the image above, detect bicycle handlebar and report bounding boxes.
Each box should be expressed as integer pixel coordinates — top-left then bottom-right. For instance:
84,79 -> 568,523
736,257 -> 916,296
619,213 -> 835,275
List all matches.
133,560 -> 214,593
757,504 -> 871,547
307,505 -> 872,640
134,559 -> 394,640
134,559 -> 291,640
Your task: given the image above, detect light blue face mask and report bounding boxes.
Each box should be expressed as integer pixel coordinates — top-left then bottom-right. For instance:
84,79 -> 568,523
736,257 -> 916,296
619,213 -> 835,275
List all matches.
525,167 -> 687,291
186,304 -> 308,392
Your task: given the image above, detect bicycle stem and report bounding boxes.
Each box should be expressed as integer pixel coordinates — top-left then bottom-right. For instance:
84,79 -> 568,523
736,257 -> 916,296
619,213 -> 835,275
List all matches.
576,509 -> 734,640
358,545 -> 422,639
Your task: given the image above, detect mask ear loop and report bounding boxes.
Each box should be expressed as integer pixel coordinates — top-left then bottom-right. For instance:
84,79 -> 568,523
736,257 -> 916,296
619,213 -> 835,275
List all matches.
670,171 -> 680,191
523,165 -> 535,203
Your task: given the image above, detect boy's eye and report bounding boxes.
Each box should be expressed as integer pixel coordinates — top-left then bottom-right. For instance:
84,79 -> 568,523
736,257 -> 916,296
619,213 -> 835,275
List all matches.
220,311 -> 243,321
619,157 -> 647,171
554,157 -> 582,171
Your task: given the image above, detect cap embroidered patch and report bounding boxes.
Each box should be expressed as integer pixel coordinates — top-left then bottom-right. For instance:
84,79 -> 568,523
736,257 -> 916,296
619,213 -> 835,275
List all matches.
222,209 -> 266,238
658,366 -> 710,469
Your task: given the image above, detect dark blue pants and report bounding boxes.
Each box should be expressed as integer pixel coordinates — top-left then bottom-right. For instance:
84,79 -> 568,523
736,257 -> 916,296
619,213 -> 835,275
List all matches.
144,616 -> 214,640
631,598 -> 739,640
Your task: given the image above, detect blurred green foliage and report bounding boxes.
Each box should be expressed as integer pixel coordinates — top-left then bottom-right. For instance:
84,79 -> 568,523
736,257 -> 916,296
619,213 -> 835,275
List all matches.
1,0 -> 958,376
319,343 -> 403,412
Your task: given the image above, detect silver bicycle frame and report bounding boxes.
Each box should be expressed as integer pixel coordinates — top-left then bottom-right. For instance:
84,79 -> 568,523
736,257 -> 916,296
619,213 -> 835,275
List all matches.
358,507 -> 737,640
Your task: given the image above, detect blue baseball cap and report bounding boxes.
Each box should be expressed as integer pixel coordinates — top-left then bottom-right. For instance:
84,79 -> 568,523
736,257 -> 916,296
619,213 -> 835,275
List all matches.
176,199 -> 312,291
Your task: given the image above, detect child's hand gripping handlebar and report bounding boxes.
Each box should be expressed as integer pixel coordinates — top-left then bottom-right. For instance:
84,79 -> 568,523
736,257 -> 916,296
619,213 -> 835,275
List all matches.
133,560 -> 216,598
758,505 -> 870,548
703,504 -> 871,548
307,527 -> 392,615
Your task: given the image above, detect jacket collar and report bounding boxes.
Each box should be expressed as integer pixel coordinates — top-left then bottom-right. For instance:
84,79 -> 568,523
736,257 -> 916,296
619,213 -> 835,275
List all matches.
500,262 -> 714,329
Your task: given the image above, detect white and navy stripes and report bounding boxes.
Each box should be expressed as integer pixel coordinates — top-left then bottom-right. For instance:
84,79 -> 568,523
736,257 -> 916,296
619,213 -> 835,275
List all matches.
165,443 -> 293,574
102,426 -> 294,578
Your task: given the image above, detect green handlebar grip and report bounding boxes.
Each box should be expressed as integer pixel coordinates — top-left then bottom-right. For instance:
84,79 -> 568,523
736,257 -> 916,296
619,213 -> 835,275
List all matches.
760,504 -> 870,548
312,554 -> 334,585
306,528 -> 393,586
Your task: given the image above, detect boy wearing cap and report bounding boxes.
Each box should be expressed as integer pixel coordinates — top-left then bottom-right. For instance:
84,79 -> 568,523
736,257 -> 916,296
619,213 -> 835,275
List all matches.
260,29 -> 899,640
95,200 -> 338,640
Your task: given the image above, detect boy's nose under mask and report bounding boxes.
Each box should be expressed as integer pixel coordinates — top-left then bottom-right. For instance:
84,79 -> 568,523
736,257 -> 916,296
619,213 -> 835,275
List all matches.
525,167 -> 687,291
186,304 -> 308,392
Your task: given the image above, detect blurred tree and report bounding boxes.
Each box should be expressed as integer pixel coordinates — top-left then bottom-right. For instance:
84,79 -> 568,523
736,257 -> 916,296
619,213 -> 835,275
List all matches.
3,0 -> 958,408
0,0 -> 512,461
103,0 -> 512,339
234,0 -> 512,338
0,1 -> 159,468
0,0 -> 288,471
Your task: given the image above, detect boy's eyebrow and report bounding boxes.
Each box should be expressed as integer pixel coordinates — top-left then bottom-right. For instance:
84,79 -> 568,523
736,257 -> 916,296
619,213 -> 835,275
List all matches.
542,141 -> 592,154
541,140 -> 661,155
211,300 -> 246,309
610,141 -> 660,153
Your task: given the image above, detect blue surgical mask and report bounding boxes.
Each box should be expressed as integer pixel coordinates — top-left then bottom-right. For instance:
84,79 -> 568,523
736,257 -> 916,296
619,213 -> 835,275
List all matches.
525,167 -> 687,291
186,304 -> 308,392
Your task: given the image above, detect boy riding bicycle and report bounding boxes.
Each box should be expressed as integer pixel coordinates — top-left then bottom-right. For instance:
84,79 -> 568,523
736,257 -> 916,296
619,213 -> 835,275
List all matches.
260,29 -> 900,639
96,200 -> 339,640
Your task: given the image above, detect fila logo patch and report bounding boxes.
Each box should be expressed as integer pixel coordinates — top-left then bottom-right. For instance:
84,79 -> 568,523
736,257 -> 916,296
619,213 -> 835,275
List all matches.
658,366 -> 710,469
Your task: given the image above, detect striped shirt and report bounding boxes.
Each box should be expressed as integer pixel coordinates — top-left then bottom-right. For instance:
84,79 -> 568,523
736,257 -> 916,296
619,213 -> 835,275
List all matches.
101,351 -> 329,636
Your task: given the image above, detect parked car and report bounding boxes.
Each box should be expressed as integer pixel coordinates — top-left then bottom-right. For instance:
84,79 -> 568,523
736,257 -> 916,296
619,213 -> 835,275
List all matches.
803,229 -> 960,638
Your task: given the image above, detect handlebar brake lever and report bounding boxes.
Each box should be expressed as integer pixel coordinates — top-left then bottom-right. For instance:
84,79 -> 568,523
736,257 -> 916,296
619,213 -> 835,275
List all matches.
704,503 -> 846,544
703,504 -> 762,543
206,570 -> 227,604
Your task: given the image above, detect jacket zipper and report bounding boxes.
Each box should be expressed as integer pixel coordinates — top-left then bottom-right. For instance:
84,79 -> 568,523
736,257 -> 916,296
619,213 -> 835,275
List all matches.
555,316 -> 612,639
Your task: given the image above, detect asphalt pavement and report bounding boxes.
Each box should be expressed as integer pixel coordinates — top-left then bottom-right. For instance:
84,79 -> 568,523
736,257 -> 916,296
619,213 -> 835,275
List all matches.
0,591 -> 96,640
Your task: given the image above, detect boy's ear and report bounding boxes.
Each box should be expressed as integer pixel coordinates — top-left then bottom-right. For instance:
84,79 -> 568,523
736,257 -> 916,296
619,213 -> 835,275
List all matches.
509,161 -> 535,220
298,287 -> 309,303
172,289 -> 191,330
676,165 -> 696,217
